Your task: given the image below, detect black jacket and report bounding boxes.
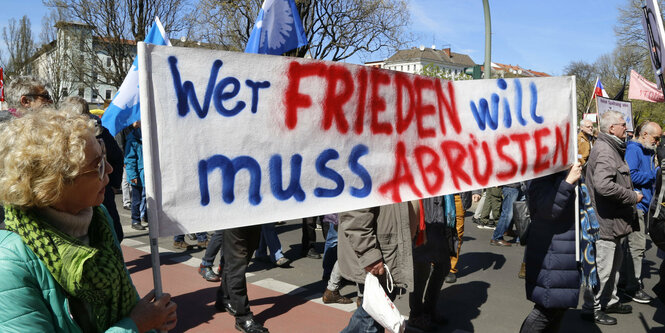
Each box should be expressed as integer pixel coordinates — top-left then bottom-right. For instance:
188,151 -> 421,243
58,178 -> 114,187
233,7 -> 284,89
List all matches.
525,171 -> 580,309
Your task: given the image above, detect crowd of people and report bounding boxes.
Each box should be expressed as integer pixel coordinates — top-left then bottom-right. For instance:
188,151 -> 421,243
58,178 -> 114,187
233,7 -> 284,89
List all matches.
0,75 -> 664,333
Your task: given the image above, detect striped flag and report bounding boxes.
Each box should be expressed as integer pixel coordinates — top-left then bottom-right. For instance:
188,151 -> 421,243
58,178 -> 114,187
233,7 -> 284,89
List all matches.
593,77 -> 608,98
102,17 -> 171,136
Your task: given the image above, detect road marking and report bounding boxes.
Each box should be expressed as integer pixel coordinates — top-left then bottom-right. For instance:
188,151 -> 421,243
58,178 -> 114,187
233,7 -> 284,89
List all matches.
121,240 -> 254,277
252,278 -> 356,312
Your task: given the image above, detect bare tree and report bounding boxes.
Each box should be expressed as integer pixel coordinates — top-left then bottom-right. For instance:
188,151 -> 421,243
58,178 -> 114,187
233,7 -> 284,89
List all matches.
614,0 -> 665,50
192,0 -> 412,61
564,60 -> 596,120
190,0 -> 260,51
39,7 -> 70,45
32,40 -> 76,104
1,16 -> 36,82
419,63 -> 471,81
44,0 -> 192,90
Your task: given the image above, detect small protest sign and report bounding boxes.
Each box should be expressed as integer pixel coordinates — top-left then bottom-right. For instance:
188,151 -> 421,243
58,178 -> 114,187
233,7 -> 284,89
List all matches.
596,96 -> 633,132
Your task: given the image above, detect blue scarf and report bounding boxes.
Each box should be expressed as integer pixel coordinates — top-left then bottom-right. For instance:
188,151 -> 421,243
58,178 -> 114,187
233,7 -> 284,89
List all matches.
579,181 -> 600,292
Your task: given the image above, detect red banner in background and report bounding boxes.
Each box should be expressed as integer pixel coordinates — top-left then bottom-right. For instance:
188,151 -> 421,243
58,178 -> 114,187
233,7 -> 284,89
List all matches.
628,69 -> 665,103
0,67 -> 4,102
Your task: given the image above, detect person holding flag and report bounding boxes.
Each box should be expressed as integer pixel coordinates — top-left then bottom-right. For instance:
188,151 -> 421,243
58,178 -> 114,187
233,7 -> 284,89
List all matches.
213,1 -> 307,333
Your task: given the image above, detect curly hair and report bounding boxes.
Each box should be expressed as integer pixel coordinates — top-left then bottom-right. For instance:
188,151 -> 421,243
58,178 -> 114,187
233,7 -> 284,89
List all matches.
0,107 -> 98,208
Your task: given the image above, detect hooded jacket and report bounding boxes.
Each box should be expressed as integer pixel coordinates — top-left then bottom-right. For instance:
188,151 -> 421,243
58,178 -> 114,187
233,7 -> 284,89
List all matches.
585,132 -> 638,240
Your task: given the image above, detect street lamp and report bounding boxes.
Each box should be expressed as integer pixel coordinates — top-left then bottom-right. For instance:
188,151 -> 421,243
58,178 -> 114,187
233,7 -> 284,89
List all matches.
483,0 -> 491,79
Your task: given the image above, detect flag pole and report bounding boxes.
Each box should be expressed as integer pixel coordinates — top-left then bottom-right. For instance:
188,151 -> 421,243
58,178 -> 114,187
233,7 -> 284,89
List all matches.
572,78 -> 581,263
584,77 -> 599,114
137,41 -> 164,299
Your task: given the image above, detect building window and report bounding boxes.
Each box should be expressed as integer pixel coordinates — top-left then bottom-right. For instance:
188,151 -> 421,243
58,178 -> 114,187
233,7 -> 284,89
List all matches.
62,88 -> 68,97
92,72 -> 98,82
106,57 -> 111,67
78,88 -> 84,97
105,90 -> 112,100
92,90 -> 98,100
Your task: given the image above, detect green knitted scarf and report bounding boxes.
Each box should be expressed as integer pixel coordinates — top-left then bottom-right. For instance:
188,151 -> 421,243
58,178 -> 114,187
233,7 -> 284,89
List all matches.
4,205 -> 138,332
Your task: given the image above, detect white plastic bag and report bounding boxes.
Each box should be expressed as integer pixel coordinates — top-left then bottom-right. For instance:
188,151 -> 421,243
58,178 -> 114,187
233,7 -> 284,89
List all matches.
362,265 -> 405,333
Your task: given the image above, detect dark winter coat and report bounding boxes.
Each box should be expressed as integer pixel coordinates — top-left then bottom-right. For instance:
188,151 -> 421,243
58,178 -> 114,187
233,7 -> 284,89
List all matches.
524,171 -> 580,309
585,132 -> 637,240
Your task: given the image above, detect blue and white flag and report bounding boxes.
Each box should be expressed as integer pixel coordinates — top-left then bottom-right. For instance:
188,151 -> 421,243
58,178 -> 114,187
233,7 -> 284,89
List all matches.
102,17 -> 171,136
245,0 -> 308,55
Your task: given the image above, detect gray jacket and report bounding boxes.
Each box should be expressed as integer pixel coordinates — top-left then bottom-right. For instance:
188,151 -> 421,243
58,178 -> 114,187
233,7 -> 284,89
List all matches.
586,132 -> 637,240
338,202 -> 415,292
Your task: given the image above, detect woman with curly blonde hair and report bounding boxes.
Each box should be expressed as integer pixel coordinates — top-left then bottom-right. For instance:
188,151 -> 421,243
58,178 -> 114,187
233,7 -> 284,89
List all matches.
0,108 -> 177,332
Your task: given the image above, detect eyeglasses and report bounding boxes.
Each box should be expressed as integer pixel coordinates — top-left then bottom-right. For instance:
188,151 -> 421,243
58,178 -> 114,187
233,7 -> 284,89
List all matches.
24,92 -> 53,103
612,122 -> 627,128
79,138 -> 107,180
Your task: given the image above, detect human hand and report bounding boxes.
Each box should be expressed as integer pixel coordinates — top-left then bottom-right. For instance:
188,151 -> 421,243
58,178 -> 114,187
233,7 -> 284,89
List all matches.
565,162 -> 582,185
364,260 -> 385,276
472,194 -> 481,202
131,178 -> 138,185
130,290 -> 178,333
636,191 -> 644,203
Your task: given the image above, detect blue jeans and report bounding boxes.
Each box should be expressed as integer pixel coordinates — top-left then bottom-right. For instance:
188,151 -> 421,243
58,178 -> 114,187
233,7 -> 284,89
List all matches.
341,296 -> 386,333
256,223 -> 284,262
492,186 -> 524,241
322,224 -> 338,277
130,184 -> 145,225
202,230 -> 224,267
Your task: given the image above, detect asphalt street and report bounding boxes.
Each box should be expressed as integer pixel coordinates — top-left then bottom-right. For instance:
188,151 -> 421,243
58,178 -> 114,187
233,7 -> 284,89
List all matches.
115,194 -> 665,332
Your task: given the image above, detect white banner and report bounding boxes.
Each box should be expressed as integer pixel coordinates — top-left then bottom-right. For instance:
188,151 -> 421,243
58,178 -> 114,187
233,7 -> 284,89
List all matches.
137,44 -> 577,236
596,96 -> 633,132
583,113 -> 597,123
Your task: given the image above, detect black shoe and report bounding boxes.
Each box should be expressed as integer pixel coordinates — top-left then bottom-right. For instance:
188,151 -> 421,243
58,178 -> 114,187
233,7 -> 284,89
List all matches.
303,248 -> 321,259
214,300 -> 237,316
131,223 -> 146,230
604,302 -> 632,314
593,311 -> 617,325
445,272 -> 457,283
628,289 -> 653,304
235,318 -> 269,333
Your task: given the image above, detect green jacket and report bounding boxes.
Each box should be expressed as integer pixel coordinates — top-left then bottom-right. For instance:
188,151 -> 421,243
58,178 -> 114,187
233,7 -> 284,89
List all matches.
0,215 -> 139,332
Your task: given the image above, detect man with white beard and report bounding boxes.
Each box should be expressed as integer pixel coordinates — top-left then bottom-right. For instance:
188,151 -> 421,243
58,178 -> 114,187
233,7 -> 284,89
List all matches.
622,121 -> 661,304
